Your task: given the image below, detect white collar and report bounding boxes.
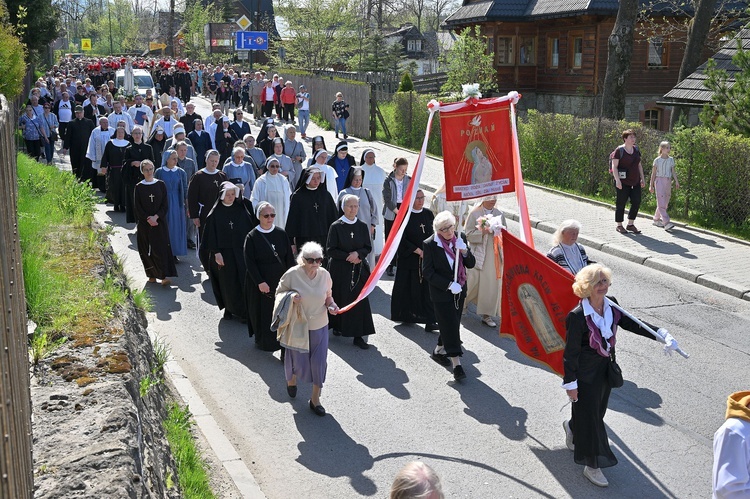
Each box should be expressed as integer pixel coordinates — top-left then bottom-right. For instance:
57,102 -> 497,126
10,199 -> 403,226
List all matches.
340,215 -> 357,224
256,225 -> 275,233
582,297 -> 614,339
411,208 -> 423,213
194,130 -> 202,135
202,168 -> 219,174
229,161 -> 244,167
112,139 -> 129,147
164,165 -> 177,171
141,178 -> 157,185
350,186 -> 362,191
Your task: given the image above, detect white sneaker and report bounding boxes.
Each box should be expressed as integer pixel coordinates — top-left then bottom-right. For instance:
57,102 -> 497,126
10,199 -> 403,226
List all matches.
482,315 -> 497,328
583,466 -> 609,487
563,420 -> 574,451
652,220 -> 664,227
664,222 -> 675,231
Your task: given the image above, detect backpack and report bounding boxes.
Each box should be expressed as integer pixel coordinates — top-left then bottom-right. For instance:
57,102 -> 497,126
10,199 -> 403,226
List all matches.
608,145 -> 639,173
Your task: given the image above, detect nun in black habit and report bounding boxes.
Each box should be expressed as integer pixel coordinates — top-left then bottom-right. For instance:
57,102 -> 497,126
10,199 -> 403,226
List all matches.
243,201 -> 295,351
201,181 -> 257,321
391,189 -> 438,331
286,166 -> 338,254
326,193 -> 376,348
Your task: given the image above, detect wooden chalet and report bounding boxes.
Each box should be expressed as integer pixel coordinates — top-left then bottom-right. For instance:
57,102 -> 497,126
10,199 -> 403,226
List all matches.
444,0 -> 742,130
662,28 -> 750,110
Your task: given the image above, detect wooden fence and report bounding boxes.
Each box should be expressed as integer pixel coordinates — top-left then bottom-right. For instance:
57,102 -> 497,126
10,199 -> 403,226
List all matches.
0,94 -> 33,498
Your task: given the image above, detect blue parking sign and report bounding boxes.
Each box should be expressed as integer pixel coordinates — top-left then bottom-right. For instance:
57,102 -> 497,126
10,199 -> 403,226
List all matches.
235,31 -> 269,50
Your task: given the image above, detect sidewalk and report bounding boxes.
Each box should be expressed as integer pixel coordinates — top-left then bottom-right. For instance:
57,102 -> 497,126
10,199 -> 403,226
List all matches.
294,116 -> 750,301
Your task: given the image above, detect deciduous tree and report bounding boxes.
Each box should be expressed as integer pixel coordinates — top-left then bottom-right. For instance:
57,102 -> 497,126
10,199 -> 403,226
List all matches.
601,0 -> 638,119
700,38 -> 750,137
441,26 -> 496,95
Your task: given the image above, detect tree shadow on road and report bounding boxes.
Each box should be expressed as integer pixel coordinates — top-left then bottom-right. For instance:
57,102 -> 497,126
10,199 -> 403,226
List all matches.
450,378 -> 528,442
327,338 -> 411,400
294,410 -> 377,496
666,228 -> 724,249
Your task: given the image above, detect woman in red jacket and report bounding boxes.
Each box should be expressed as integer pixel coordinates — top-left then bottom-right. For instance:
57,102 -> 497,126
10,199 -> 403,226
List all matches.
280,80 -> 297,125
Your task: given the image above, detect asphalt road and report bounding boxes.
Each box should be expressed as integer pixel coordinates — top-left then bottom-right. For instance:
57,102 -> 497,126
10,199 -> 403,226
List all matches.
91,96 -> 750,498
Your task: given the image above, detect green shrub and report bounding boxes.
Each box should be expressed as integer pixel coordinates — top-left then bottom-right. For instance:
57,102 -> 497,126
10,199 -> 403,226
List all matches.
390,92 -> 442,156
398,72 -> 414,92
0,23 -> 26,98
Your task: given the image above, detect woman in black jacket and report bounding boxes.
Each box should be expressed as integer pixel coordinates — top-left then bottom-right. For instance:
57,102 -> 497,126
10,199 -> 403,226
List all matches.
562,263 -> 674,488
422,210 -> 475,382
214,118 -> 239,166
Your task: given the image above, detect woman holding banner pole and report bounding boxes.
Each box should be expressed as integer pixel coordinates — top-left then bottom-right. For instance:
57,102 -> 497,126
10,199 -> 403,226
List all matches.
422,210 -> 475,381
562,264 -> 679,487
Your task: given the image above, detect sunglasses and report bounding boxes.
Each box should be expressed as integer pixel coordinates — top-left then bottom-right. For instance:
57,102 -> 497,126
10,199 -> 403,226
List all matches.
305,257 -> 324,265
261,213 -> 276,218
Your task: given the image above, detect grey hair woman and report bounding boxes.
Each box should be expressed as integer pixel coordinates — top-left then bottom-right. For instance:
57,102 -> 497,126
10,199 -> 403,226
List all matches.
276,241 -> 338,416
547,219 -> 591,275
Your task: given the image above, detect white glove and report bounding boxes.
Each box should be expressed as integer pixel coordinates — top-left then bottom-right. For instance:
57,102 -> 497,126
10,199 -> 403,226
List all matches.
661,330 -> 678,356
454,238 -> 467,251
448,281 -> 462,294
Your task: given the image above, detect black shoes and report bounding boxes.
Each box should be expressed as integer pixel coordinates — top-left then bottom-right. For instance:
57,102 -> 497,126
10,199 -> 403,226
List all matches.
331,329 -> 342,336
187,239 -> 196,249
353,337 -> 369,349
425,323 -> 439,333
309,400 -> 326,416
286,384 -> 297,398
453,365 -> 466,381
430,352 -> 451,367
223,310 -> 233,320
174,256 -> 180,264
386,265 -> 394,277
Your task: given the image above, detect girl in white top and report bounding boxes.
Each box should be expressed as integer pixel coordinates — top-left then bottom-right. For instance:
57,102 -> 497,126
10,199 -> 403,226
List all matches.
649,141 -> 680,231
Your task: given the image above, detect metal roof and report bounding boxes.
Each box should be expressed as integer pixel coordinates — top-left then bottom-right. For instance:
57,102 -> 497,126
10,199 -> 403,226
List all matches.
663,28 -> 750,104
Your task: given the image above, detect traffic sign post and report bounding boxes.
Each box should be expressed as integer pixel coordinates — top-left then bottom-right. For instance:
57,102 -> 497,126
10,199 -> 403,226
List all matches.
235,31 -> 269,51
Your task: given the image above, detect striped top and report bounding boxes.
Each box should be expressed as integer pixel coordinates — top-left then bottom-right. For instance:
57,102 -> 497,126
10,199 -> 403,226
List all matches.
653,156 -> 675,178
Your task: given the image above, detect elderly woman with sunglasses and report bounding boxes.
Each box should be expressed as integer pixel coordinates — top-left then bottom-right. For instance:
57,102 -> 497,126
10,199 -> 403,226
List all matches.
422,211 -> 475,382
275,242 -> 339,416
244,202 -> 295,354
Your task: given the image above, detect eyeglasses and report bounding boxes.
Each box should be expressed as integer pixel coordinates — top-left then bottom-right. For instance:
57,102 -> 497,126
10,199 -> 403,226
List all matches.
305,257 -> 324,265
438,225 -> 455,232
415,196 -> 425,200
261,213 -> 276,218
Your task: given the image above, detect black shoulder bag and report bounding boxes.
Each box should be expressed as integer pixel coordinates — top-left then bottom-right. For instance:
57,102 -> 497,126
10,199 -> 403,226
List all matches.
604,337 -> 624,388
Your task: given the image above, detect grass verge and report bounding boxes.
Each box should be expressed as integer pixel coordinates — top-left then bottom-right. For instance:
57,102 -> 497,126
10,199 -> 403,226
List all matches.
164,403 -> 215,499
310,112 -> 332,130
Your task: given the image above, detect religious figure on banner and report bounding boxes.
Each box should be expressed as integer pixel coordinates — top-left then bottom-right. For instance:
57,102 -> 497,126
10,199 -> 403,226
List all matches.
518,283 -> 566,354
439,99 -> 516,202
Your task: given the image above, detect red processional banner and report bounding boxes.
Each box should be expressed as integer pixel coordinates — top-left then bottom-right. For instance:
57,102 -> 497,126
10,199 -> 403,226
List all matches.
439,99 -> 517,202
500,230 -> 579,377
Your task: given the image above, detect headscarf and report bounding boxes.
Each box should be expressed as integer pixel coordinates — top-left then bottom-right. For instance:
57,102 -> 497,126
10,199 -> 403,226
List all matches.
219,180 -> 240,200
255,200 -> 273,219
359,148 -> 375,166
342,166 -> 365,190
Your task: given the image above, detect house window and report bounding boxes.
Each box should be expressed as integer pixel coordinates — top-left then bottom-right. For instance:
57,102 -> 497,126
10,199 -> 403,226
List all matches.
548,37 -> 559,68
644,109 -> 660,129
648,37 -> 666,67
519,36 -> 535,65
407,40 -> 421,52
571,34 -> 583,68
496,36 -> 514,66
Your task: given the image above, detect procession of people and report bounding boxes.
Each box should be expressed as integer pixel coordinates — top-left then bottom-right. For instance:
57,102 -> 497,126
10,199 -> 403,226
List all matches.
28,55 -> 700,491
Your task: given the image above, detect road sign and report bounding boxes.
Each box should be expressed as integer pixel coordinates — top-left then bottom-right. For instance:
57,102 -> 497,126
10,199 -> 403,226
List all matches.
235,31 -> 268,51
149,42 -> 167,51
236,15 -> 251,31
81,38 -> 92,51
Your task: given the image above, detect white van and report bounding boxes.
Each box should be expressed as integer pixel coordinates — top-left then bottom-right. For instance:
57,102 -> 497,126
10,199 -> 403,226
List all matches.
115,69 -> 156,97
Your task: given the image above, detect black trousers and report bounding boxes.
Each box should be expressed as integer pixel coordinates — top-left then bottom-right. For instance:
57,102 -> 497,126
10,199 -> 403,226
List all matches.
615,184 -> 641,223
434,291 -> 465,357
262,102 -> 274,118
283,103 -> 295,122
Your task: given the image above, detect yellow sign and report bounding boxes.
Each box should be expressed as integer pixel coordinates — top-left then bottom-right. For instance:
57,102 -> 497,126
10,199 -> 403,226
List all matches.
81,38 -> 92,51
149,42 -> 167,51
236,15 -> 251,30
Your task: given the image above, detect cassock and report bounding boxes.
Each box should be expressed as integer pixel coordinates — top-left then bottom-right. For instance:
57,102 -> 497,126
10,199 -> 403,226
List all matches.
108,111 -> 135,133
63,116 -> 94,180
123,142 -> 154,223
286,184 -> 338,251
201,199 -> 256,320
391,208 -> 436,324
187,168 -> 228,268
326,217 -> 375,338
154,166 -> 188,256
187,129 -> 212,169
133,179 -> 177,280
101,138 -> 130,209
243,226 -> 294,350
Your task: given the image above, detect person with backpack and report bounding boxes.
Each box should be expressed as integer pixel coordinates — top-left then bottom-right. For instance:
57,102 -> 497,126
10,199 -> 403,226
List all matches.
611,129 -> 646,234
